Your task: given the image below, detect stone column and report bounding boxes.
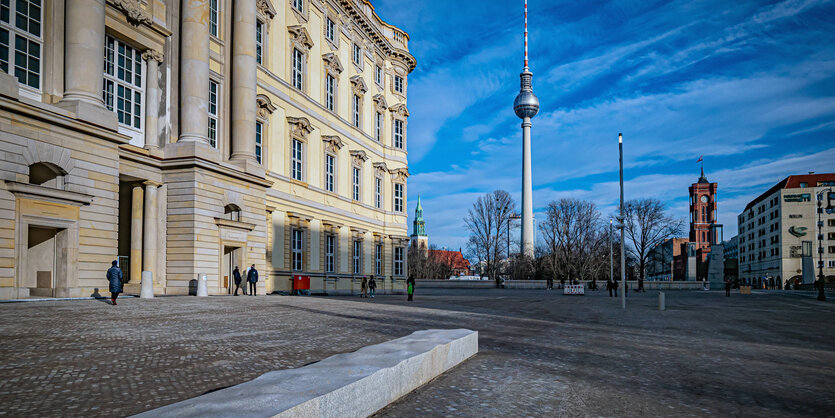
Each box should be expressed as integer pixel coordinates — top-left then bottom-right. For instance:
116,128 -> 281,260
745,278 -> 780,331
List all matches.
143,50 -> 164,149
229,0 -> 258,163
179,0 -> 210,144
143,182 -> 159,282
58,0 -> 117,129
130,184 -> 144,283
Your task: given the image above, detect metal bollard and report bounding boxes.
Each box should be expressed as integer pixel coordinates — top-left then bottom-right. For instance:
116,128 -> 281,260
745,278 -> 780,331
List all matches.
658,292 -> 666,311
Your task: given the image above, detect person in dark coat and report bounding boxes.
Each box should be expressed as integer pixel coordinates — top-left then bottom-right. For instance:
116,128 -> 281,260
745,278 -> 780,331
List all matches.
607,279 -> 613,297
106,260 -> 123,305
406,277 -> 415,301
368,277 -> 377,298
247,264 -> 258,296
360,276 -> 368,298
232,266 -> 243,296
613,279 -> 619,297
725,279 -> 731,297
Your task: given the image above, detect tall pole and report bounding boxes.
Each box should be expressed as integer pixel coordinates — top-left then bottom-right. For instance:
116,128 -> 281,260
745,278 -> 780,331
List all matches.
619,133 -> 626,309
514,0 -> 538,259
609,220 -> 613,284
818,189 -> 829,301
508,210 -> 511,260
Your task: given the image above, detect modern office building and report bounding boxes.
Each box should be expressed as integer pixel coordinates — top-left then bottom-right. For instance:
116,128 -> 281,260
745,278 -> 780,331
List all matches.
737,173 -> 835,288
0,0 -> 414,299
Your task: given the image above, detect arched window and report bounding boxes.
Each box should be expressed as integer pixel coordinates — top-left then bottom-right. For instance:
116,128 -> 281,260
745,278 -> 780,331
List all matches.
224,204 -> 242,222
28,162 -> 65,190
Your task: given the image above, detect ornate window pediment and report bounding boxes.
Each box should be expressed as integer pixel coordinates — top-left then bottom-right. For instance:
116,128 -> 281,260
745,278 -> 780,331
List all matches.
287,116 -> 313,140
373,94 -> 388,112
257,0 -> 277,20
349,150 -> 368,165
288,25 -> 314,51
322,135 -> 344,153
390,167 -> 409,181
350,76 -> 368,96
389,103 -> 409,118
256,94 -> 276,118
373,161 -> 388,175
323,53 -> 343,74
108,0 -> 152,26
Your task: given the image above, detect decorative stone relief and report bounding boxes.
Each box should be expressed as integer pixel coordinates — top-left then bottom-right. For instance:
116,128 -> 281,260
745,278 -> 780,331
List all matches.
288,25 -> 314,52
109,0 -> 153,26
390,167 -> 409,181
142,49 -> 164,63
350,76 -> 368,96
322,53 -> 343,74
349,150 -> 368,166
322,135 -> 344,153
373,161 -> 388,176
256,94 -> 276,119
389,103 -> 409,118
257,0 -> 277,20
373,94 -> 388,112
287,117 -> 313,140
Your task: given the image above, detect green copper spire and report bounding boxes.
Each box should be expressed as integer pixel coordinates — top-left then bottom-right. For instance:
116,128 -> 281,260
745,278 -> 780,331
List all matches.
412,194 -> 426,237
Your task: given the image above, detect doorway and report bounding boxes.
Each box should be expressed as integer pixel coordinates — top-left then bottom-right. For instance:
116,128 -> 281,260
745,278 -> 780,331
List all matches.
223,246 -> 242,294
26,225 -> 68,297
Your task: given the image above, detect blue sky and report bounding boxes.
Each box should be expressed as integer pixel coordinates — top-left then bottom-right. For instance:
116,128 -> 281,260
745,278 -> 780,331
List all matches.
373,0 -> 835,252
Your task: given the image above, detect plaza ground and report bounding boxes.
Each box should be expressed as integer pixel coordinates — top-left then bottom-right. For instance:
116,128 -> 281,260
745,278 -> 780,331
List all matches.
0,288 -> 833,417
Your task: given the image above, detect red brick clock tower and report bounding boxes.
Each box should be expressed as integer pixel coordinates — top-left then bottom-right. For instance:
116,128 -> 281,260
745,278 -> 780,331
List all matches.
689,167 -> 718,255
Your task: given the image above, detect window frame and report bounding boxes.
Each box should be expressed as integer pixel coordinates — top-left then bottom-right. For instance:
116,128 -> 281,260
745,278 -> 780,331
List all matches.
292,0 -> 303,13
324,152 -> 336,193
325,16 -> 335,43
374,111 -> 382,142
255,19 -> 263,65
375,243 -> 382,275
352,166 -> 361,202
325,73 -> 335,111
1,0 -> 43,94
394,246 -> 404,276
374,64 -> 382,86
393,119 -> 404,149
375,176 -> 382,209
352,43 -> 362,68
291,47 -> 304,91
325,234 -> 336,273
209,0 -> 219,37
255,121 -> 263,164
352,94 -> 361,128
353,239 -> 362,275
208,79 -> 220,148
103,35 -> 145,145
394,75 -> 404,94
291,138 -> 304,181
393,182 -> 404,213
292,228 -> 304,271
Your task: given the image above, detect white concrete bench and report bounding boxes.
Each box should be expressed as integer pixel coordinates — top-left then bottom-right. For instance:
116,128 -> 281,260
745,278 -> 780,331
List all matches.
135,328 -> 478,418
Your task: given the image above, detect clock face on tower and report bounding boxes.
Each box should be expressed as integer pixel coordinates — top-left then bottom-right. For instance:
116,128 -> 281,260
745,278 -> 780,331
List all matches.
700,195 -> 708,203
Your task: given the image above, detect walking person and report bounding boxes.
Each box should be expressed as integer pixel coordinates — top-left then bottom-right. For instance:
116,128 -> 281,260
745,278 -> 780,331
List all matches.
368,277 -> 377,299
407,277 -> 415,301
247,264 -> 258,296
607,279 -> 613,297
106,260 -> 123,305
613,279 -> 619,297
361,276 -> 368,298
725,278 -> 731,297
232,266 -> 243,296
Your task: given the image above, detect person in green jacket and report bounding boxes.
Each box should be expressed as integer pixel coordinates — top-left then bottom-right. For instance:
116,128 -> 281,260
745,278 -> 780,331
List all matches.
407,277 -> 415,301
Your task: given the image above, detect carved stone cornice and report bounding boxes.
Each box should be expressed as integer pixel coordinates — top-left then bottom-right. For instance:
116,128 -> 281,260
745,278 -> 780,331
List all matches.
389,167 -> 409,181
288,25 -> 314,51
108,0 -> 153,26
322,53 -> 343,74
349,150 -> 368,165
373,94 -> 387,112
373,161 -> 388,175
256,94 -> 276,118
389,103 -> 409,118
349,75 -> 367,96
287,117 -> 313,140
322,135 -> 344,153
142,49 -> 163,63
257,0 -> 277,20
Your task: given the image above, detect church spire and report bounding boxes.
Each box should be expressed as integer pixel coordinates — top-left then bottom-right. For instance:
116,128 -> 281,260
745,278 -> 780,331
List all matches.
412,194 -> 426,237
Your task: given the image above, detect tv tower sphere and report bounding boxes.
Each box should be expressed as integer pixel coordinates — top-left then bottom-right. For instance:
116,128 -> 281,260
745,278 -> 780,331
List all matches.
514,72 -> 540,119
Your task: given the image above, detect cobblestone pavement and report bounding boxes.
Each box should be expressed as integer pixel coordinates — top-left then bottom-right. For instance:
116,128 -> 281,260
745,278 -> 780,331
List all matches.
0,289 -> 834,417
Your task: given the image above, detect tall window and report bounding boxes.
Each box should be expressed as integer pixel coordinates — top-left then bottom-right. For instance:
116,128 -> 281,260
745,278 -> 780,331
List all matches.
375,65 -> 382,85
326,17 -> 335,42
375,112 -> 382,142
208,80 -> 219,148
292,0 -> 303,13
394,183 -> 403,212
375,177 -> 382,209
209,0 -> 218,37
1,0 -> 41,90
353,240 -> 362,274
352,167 -> 361,201
375,244 -> 382,275
325,235 -> 335,273
292,229 -> 303,271
394,247 -> 404,276
352,95 -> 361,128
352,43 -> 361,66
325,74 -> 335,111
324,153 -> 335,192
291,139 -> 303,181
103,36 -> 143,134
393,119 -> 404,149
292,48 -> 304,90
255,121 -> 263,164
255,21 -> 263,65
394,75 -> 403,93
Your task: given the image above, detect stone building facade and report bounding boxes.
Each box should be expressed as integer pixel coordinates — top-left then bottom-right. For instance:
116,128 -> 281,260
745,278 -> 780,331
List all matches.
0,0 -> 414,299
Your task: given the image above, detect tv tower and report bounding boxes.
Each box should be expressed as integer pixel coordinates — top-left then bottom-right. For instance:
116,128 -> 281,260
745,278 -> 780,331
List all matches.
513,0 -> 539,258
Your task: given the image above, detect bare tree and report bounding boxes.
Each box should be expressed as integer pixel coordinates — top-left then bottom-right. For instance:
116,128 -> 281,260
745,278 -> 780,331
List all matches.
622,199 -> 684,281
539,198 -> 604,283
464,190 -> 515,286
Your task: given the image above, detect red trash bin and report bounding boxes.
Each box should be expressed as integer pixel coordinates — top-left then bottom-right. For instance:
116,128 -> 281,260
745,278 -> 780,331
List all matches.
293,275 -> 310,291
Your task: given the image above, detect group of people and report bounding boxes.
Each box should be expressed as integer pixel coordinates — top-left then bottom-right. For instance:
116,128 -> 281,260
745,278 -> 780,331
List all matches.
606,279 -> 627,297
359,276 -> 377,298
232,265 -> 259,296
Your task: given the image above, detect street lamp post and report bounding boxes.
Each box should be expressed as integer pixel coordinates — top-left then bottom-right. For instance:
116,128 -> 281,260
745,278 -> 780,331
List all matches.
816,188 -> 834,301
617,133 -> 626,309
609,220 -> 614,286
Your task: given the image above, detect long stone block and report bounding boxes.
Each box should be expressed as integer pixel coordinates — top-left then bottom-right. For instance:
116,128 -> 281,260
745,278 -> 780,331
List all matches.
136,329 -> 478,418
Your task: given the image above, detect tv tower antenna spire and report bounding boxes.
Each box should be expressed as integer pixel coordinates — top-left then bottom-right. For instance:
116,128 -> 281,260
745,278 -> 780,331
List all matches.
514,0 -> 539,259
